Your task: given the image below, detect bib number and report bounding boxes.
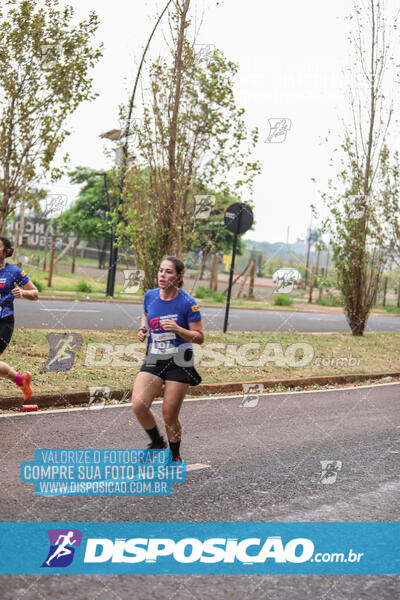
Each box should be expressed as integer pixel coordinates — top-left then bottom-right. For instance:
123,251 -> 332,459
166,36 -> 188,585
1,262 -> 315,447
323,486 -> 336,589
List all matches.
151,331 -> 177,355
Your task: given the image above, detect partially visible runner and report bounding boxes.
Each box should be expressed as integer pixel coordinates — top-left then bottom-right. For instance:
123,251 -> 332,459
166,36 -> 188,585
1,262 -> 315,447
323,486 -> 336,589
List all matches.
0,236 -> 39,400
132,256 -> 204,462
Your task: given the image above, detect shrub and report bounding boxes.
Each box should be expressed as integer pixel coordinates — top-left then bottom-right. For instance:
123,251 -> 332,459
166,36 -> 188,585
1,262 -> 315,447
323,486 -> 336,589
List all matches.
195,285 -> 224,303
194,285 -> 210,299
316,293 -> 343,307
31,279 -> 43,292
273,294 -> 293,306
76,281 -> 93,293
385,305 -> 400,314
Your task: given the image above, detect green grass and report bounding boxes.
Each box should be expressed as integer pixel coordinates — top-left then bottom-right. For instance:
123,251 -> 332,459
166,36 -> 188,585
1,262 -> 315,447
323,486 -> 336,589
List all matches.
316,293 -> 344,307
273,294 -> 293,306
76,281 -> 93,293
0,329 -> 399,399
195,285 -> 225,303
385,305 -> 400,314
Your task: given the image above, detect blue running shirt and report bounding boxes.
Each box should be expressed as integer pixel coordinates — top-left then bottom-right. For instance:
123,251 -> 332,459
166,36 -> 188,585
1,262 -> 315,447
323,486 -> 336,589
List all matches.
0,263 -> 30,318
144,288 -> 202,355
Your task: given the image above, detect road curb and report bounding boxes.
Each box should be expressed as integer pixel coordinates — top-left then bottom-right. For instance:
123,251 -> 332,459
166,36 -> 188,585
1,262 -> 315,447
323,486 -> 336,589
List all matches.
1,371 -> 399,411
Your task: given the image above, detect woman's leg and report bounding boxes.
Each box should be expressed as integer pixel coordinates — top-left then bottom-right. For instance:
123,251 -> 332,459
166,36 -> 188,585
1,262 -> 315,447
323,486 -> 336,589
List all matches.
0,317 -> 32,400
131,371 -> 164,441
0,361 -> 18,381
162,380 -> 189,459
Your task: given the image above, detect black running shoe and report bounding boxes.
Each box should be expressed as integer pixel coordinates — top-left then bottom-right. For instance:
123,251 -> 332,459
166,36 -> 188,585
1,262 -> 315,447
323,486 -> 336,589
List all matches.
171,456 -> 182,462
147,438 -> 167,449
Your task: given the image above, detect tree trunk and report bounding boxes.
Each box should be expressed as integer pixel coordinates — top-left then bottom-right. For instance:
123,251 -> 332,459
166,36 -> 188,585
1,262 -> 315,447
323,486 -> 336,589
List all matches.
209,253 -> 219,291
318,267 -> 325,301
42,226 -> 50,271
308,266 -> 316,303
382,276 -> 388,307
16,195 -> 25,258
247,259 -> 256,299
101,237 -> 109,269
223,261 -> 251,295
199,252 -> 208,281
397,279 -> 400,308
47,234 -> 56,287
53,237 -> 77,267
71,237 -> 79,274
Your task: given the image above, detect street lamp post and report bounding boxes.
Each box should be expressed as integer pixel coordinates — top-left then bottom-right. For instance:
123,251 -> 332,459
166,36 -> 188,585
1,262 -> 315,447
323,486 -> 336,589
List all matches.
99,0 -> 173,297
94,171 -> 115,296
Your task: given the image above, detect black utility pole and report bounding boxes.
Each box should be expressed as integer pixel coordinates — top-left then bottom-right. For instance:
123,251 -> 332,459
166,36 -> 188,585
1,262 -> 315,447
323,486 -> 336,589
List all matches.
223,226 -> 240,333
223,203 -> 253,333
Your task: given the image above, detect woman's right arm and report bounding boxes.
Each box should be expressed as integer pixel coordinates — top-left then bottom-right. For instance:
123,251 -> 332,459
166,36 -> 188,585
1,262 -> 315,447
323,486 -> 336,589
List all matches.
138,311 -> 148,342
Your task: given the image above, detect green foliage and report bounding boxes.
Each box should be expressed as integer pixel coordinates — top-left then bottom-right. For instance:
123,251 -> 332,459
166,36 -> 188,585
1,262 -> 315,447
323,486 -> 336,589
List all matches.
31,279 -> 43,292
53,167 -> 111,242
76,280 -> 93,293
273,294 -> 293,306
316,294 -> 344,307
0,0 -> 102,231
195,285 -> 225,303
119,2 -> 260,290
315,1 -> 399,335
385,305 -> 400,314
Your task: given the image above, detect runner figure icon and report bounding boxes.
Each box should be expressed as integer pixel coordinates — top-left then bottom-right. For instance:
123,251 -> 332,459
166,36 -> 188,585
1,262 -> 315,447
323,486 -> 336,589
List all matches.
45,531 -> 77,566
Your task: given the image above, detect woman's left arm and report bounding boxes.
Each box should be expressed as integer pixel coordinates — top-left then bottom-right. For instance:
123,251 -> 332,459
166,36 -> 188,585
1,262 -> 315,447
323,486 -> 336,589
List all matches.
12,281 -> 39,301
162,318 -> 204,345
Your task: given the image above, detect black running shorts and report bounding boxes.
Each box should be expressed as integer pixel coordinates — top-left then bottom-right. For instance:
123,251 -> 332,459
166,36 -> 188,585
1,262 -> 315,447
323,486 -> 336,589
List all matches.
0,315 -> 15,355
140,348 -> 202,386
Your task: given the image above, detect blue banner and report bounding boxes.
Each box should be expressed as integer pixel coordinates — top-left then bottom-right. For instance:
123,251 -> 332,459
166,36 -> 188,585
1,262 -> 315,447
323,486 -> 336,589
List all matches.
0,522 -> 398,574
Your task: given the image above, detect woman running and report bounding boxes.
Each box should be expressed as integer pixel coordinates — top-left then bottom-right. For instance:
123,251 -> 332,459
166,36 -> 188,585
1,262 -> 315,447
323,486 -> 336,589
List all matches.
0,236 -> 38,400
132,256 -> 204,462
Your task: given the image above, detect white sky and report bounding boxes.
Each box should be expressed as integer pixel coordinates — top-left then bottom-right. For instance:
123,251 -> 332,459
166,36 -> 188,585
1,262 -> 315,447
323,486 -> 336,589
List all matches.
47,0 -> 400,243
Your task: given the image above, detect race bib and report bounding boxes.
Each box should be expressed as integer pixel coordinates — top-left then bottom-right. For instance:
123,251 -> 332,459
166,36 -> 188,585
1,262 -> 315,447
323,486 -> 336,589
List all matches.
150,331 -> 177,355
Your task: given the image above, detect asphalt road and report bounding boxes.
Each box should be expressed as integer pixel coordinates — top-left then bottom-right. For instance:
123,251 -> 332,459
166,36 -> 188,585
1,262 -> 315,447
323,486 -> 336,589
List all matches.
14,298 -> 400,332
1,382 -> 399,598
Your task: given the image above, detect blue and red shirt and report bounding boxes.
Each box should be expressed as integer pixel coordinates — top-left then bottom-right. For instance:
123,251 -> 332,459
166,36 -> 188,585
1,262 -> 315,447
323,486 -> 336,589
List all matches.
144,288 -> 202,355
0,263 -> 30,318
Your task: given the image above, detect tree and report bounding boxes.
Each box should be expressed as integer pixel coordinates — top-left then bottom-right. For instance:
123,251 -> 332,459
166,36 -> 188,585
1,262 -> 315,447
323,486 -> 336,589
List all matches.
53,167 -> 112,269
118,0 -> 260,289
318,0 -> 399,335
380,147 -> 400,267
0,0 -> 102,232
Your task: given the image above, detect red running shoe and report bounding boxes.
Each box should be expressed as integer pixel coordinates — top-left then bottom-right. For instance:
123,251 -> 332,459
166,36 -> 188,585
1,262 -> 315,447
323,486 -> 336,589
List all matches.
18,371 -> 32,402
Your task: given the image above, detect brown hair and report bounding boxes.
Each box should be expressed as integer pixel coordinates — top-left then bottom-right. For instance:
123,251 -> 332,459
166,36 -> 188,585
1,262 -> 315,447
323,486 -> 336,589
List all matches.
162,256 -> 185,288
0,236 -> 14,257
